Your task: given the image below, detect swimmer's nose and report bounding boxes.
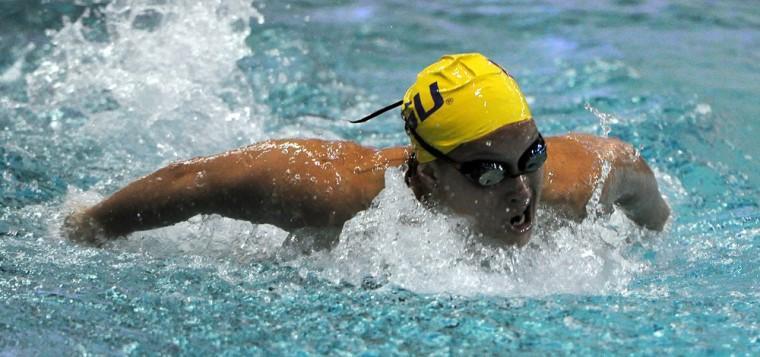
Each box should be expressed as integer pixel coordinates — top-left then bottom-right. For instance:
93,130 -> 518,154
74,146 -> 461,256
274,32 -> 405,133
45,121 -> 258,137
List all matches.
506,175 -> 532,208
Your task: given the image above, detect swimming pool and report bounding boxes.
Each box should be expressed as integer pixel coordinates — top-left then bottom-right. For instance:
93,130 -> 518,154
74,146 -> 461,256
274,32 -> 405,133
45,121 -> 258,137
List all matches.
1,0 -> 758,354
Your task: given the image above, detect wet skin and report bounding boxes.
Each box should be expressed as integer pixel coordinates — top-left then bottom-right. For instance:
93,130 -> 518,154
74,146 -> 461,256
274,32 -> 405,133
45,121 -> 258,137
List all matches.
63,120 -> 671,247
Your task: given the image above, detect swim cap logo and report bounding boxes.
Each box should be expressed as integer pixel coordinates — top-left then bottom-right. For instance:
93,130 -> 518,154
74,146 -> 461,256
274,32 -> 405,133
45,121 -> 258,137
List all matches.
404,82 -> 443,130
399,53 -> 532,164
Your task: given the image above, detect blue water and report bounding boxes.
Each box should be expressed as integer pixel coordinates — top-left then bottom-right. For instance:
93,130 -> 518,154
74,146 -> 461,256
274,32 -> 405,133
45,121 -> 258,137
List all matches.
1,0 -> 758,354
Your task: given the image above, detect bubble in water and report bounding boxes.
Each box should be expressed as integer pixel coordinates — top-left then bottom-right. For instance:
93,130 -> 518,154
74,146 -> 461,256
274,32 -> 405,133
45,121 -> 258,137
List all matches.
695,103 -> 712,115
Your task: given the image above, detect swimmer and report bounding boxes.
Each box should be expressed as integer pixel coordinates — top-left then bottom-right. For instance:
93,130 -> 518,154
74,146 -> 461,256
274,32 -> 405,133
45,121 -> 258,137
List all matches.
63,53 -> 670,247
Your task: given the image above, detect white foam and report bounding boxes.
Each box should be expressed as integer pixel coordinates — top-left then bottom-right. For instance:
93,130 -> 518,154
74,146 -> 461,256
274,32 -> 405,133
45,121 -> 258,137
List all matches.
26,0 -> 267,169
293,169 -> 652,297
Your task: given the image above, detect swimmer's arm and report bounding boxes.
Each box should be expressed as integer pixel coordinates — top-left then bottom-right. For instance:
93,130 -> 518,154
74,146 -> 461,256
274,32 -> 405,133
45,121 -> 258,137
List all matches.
602,140 -> 671,231
64,156 -> 237,245
63,142 -> 308,245
63,140 -> 399,245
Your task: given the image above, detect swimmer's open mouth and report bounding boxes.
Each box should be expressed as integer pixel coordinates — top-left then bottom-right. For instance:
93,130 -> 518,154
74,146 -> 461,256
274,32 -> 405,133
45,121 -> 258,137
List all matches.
508,206 -> 532,233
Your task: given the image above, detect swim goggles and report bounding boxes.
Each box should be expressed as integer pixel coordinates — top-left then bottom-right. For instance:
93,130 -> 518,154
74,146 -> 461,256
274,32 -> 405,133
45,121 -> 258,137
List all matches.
352,101 -> 548,187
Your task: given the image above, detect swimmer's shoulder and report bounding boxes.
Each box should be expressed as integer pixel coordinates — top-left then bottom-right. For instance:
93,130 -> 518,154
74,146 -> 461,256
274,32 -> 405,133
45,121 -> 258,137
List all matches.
242,138 -> 365,153
542,133 -> 629,218
232,138 -> 408,174
257,138 -> 410,168
544,133 -> 605,169
546,133 -> 640,168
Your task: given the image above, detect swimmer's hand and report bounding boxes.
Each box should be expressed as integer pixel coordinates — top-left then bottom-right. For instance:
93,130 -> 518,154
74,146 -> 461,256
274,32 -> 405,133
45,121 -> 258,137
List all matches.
62,209 -> 108,247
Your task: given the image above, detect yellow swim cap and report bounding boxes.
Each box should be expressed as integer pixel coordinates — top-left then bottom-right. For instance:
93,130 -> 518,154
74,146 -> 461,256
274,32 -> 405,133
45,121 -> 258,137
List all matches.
402,53 -> 532,163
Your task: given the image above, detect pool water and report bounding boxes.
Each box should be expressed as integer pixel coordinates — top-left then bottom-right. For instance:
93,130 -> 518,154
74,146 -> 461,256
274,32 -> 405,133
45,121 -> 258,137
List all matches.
1,0 -> 758,354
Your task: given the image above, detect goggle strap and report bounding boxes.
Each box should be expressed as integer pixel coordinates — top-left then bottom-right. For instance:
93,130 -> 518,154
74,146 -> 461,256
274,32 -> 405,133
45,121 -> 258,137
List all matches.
351,100 -> 455,164
350,100 -> 403,123
405,124 -> 456,164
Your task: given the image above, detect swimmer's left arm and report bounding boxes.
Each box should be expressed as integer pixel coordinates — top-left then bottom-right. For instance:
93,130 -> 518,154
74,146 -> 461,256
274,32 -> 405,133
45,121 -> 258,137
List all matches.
542,134 -> 670,230
600,138 -> 671,231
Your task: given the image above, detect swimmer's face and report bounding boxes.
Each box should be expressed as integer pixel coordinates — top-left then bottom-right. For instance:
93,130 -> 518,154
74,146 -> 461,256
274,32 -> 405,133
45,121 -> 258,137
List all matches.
419,120 -> 544,246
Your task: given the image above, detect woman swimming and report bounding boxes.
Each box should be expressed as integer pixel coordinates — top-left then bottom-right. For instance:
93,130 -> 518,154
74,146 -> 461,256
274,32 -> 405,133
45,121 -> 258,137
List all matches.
63,53 -> 670,247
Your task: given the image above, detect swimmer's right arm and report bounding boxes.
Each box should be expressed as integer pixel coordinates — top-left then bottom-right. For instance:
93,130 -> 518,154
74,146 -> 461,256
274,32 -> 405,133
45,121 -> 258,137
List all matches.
63,140 -> 400,246
64,154 -> 245,245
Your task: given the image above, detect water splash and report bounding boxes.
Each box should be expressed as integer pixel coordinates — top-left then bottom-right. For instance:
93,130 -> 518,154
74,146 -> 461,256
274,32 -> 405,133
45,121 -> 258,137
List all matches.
584,103 -> 621,137
24,0 -> 267,171
295,169 -> 653,297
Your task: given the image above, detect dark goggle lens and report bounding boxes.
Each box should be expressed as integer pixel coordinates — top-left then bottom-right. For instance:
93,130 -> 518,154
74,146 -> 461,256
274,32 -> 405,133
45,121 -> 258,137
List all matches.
459,135 -> 547,187
477,168 -> 506,186
460,161 -> 506,187
518,135 -> 547,173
